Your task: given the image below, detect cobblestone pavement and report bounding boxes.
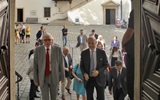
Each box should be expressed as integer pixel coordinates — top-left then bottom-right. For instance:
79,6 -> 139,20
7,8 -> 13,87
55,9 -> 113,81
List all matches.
15,24 -> 126,100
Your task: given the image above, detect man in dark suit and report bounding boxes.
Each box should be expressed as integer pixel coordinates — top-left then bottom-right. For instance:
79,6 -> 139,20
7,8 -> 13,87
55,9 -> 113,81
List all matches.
80,36 -> 109,100
108,60 -> 127,100
89,29 -> 98,39
36,26 -> 44,45
61,47 -> 73,100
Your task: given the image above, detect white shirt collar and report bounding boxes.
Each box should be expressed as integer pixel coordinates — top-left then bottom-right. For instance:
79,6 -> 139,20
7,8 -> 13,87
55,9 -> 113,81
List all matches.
117,68 -> 122,73
89,48 -> 96,52
45,45 -> 51,50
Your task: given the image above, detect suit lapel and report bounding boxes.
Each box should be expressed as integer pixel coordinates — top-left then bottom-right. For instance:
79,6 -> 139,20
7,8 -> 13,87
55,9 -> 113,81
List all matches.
51,45 -> 55,65
114,68 -> 118,78
42,46 -> 46,60
86,49 -> 90,68
78,35 -> 80,43
96,48 -> 99,69
40,46 -> 46,73
120,68 -> 124,78
67,54 -> 71,64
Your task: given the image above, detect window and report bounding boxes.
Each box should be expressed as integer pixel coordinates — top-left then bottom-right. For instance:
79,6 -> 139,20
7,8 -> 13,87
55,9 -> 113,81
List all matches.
44,7 -> 51,17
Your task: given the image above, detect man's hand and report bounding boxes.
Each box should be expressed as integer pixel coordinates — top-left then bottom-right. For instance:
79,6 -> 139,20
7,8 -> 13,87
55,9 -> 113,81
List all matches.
34,82 -> 39,86
65,68 -> 69,72
124,94 -> 130,100
92,70 -> 99,77
109,90 -> 112,95
61,79 -> 65,83
69,66 -> 73,69
84,73 -> 89,81
64,32 -> 68,34
122,46 -> 126,52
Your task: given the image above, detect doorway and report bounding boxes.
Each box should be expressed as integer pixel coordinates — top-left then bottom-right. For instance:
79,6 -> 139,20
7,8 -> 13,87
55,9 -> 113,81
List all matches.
141,0 -> 160,99
17,9 -> 23,22
106,9 -> 115,24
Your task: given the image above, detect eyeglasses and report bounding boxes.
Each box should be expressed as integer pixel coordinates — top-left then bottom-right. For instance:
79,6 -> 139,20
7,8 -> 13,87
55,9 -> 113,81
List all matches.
44,39 -> 51,41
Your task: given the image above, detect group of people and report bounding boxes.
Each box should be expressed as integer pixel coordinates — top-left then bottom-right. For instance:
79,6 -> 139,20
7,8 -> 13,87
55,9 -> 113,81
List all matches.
25,2 -> 135,99
25,30 -> 129,100
108,1 -> 135,99
15,23 -> 31,44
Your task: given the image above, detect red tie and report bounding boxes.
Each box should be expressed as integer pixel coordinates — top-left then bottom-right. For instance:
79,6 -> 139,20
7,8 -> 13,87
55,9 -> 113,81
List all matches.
45,48 -> 50,76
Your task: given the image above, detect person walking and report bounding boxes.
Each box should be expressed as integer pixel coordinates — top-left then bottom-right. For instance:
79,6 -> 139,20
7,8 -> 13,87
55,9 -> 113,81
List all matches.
36,26 -> 44,45
72,62 -> 86,100
89,29 -> 98,39
27,42 -> 40,100
15,24 -> 20,44
19,23 -> 26,43
76,29 -> 88,52
109,46 -> 122,67
62,25 -> 68,47
80,36 -> 109,100
34,33 -> 65,100
61,47 -> 73,100
26,25 -> 31,43
97,35 -> 106,50
110,36 -> 120,50
108,60 -> 128,100
122,0 -> 134,99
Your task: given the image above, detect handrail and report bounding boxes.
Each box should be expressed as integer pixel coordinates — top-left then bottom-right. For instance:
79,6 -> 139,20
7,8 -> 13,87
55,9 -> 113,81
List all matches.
53,0 -> 90,16
15,71 -> 23,100
15,71 -> 23,83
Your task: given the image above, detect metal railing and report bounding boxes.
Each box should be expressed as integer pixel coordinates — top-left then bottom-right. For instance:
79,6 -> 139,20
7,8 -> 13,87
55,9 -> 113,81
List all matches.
15,71 -> 23,100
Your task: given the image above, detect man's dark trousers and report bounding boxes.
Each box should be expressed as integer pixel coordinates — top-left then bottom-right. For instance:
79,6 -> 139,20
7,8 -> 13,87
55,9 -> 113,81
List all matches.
29,80 -> 36,100
126,55 -> 134,100
114,88 -> 125,100
86,77 -> 105,100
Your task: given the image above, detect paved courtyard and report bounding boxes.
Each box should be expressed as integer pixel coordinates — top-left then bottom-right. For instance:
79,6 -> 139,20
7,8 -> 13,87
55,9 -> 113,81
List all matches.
15,24 -> 126,100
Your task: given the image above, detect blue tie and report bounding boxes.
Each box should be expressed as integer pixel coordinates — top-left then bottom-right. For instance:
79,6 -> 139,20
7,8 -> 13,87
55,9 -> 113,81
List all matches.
90,51 -> 94,76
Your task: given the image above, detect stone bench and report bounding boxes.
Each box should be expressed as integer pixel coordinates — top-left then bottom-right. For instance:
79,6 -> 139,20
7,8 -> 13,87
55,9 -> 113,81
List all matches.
26,18 -> 38,24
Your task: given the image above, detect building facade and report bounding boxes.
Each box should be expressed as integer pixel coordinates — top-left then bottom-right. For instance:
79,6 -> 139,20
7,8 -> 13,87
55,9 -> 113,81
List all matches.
15,0 -> 131,25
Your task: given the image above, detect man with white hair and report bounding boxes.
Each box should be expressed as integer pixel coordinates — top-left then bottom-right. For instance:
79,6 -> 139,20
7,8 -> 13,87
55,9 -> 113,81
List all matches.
34,33 -> 65,100
61,47 -> 73,100
97,35 -> 106,50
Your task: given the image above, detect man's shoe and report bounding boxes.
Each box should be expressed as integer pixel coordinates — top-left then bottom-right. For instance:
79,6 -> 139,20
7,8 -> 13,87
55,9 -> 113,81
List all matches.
65,87 -> 71,94
62,95 -> 65,100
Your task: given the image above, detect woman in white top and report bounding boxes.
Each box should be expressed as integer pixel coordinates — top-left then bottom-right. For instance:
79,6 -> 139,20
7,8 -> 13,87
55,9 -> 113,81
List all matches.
26,42 -> 40,100
109,46 -> 122,67
96,35 -> 106,50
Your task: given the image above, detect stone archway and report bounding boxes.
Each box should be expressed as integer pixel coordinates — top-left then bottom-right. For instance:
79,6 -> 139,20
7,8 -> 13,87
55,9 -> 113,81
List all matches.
102,1 -> 119,25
